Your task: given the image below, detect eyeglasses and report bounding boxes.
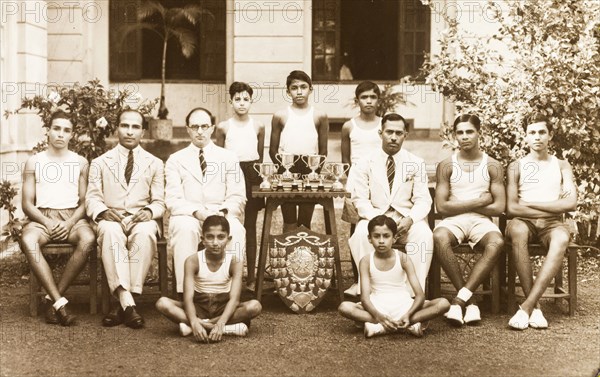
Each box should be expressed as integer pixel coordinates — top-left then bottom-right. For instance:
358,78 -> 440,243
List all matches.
187,124 -> 212,133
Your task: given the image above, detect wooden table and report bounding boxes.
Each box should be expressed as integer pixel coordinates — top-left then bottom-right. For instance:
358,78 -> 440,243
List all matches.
252,187 -> 350,303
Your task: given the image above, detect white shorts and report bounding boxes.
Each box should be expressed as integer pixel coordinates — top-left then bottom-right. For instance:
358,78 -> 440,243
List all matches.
435,213 -> 500,249
359,291 -> 414,321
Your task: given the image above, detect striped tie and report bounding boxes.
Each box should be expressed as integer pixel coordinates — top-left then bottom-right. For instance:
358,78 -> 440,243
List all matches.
386,155 -> 395,192
199,148 -> 207,176
125,150 -> 133,185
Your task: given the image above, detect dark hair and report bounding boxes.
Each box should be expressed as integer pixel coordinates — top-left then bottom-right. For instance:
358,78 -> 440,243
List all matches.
229,82 -> 254,99
452,114 -> 481,132
49,110 -> 72,125
523,112 -> 552,132
367,215 -> 398,236
381,113 -> 408,131
117,109 -> 148,130
286,70 -> 312,89
355,81 -> 381,98
185,107 -> 215,126
202,215 -> 230,234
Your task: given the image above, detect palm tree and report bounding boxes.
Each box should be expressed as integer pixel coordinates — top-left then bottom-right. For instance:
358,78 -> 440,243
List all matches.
120,0 -> 210,119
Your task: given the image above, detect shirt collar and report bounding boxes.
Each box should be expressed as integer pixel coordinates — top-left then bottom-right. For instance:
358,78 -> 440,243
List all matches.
116,143 -> 141,157
380,148 -> 402,162
189,141 -> 215,154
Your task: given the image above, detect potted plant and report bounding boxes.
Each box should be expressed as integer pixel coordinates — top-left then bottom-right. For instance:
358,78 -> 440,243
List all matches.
119,0 -> 209,140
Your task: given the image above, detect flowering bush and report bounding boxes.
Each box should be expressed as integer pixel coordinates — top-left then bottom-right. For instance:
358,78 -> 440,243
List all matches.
7,79 -> 157,161
420,0 -> 600,242
1,180 -> 22,242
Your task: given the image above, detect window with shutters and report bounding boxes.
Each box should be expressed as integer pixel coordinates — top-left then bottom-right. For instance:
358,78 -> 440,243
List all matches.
109,0 -> 225,82
312,0 -> 430,82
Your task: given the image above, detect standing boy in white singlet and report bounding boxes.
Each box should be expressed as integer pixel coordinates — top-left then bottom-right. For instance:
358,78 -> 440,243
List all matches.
156,216 -> 262,343
20,110 -> 96,326
269,70 -> 330,231
433,114 -> 505,326
215,82 -> 266,288
341,81 -> 383,296
506,113 -> 577,330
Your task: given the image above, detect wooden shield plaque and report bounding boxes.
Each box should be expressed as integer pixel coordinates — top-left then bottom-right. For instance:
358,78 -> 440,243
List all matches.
269,226 -> 336,313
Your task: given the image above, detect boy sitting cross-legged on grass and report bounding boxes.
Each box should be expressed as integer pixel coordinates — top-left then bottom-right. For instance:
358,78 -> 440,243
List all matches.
156,216 -> 262,343
339,215 -> 450,338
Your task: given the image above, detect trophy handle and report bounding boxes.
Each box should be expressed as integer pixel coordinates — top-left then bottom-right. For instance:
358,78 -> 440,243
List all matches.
275,153 -> 283,165
253,163 -> 262,175
300,154 -> 309,166
342,163 -> 350,175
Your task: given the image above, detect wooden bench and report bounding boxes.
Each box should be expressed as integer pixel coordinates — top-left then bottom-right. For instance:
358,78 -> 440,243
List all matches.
100,238 -> 169,314
29,243 -> 97,316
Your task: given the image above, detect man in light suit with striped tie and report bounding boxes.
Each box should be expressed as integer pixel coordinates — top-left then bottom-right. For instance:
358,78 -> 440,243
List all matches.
346,113 -> 433,296
86,109 -> 165,328
165,107 -> 246,294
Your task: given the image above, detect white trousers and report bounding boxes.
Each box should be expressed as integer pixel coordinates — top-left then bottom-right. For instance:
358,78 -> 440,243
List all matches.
349,219 -> 433,295
98,220 -> 159,295
169,215 -> 246,293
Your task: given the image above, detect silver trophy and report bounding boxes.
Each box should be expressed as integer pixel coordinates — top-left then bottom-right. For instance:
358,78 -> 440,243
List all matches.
325,162 -> 350,191
301,154 -> 325,180
275,153 -> 299,179
253,162 -> 279,190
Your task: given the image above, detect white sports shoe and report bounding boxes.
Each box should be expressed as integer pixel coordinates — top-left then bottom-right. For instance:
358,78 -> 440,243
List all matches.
528,308 -> 548,329
179,323 -> 192,337
407,322 -> 424,338
344,283 -> 359,297
223,323 -> 249,336
364,322 -> 386,338
508,307 -> 529,330
464,304 -> 482,325
445,304 -> 464,326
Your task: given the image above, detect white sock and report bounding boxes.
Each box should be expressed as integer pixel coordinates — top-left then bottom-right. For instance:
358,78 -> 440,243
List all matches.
457,287 -> 473,303
223,323 -> 248,336
52,297 -> 68,310
118,290 -> 136,310
44,294 -> 52,302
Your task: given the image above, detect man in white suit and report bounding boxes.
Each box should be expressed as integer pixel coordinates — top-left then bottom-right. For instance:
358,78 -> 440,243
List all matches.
346,113 -> 433,296
166,107 -> 246,293
87,109 -> 165,328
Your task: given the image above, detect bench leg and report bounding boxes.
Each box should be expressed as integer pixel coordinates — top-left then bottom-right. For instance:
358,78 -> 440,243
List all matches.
100,264 -> 110,315
491,261 -> 500,314
568,249 -> 577,316
158,243 -> 168,297
428,256 -> 441,299
507,251 -> 517,313
89,247 -> 97,314
29,272 -> 39,317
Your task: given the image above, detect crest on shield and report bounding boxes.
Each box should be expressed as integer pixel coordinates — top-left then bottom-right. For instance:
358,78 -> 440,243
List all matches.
269,226 -> 336,313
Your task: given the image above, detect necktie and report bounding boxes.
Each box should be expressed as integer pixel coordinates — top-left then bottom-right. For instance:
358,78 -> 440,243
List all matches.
199,148 -> 207,176
386,155 -> 395,192
125,150 -> 134,185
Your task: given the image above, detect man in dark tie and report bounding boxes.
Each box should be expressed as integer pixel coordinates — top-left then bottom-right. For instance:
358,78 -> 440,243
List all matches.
346,113 -> 433,296
86,109 -> 165,328
165,107 -> 246,294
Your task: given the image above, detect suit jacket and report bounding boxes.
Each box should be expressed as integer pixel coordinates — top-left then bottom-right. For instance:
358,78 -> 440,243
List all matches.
86,145 -> 166,222
165,142 -> 246,219
352,148 -> 432,222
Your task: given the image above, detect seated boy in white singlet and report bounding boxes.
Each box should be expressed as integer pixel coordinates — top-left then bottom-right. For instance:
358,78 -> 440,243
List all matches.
433,114 -> 505,326
341,80 -> 383,296
156,216 -> 262,343
215,82 -> 266,288
506,113 -> 577,330
338,215 -> 450,338
269,70 -> 330,231
20,110 -> 96,326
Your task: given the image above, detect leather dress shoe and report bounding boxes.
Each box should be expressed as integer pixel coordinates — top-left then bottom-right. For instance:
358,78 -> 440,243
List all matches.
45,302 -> 59,325
55,305 -> 76,326
102,306 -> 123,327
123,306 -> 144,329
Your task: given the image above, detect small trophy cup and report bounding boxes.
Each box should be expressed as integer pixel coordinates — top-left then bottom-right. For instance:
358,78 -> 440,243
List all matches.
275,153 -> 299,179
253,162 -> 279,191
301,154 -> 325,180
325,162 -> 350,191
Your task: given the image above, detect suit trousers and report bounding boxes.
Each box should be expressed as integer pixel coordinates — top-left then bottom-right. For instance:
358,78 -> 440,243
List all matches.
170,215 -> 246,293
349,219 -> 433,295
98,220 -> 159,295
